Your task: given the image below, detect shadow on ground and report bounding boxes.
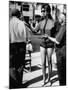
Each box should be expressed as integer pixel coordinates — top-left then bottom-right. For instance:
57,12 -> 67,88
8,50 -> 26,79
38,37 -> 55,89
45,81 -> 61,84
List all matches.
23,68 -> 58,88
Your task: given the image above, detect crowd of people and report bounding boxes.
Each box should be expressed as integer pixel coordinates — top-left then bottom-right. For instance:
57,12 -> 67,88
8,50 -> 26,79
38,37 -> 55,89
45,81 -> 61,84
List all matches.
9,3 -> 66,88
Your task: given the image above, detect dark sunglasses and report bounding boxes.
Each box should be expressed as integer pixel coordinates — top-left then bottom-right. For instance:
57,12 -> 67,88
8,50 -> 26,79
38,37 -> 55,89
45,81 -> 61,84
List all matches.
41,10 -> 45,12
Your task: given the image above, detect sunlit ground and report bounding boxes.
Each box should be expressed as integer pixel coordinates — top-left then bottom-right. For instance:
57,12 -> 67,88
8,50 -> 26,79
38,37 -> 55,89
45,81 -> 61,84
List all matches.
23,52 -> 59,88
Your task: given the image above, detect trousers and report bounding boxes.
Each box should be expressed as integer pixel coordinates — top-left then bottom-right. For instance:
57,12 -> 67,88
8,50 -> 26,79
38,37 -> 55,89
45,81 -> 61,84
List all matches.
56,45 -> 66,86
9,42 -> 26,88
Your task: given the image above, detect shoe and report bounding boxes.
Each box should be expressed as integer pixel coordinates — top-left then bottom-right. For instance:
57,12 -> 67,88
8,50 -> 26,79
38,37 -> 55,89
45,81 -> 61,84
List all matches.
45,78 -> 50,83
41,81 -> 45,87
45,81 -> 51,87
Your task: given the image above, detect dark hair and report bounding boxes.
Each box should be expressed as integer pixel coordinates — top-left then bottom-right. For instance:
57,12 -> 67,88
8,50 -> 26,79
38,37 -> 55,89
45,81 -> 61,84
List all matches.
47,13 -> 53,20
41,4 -> 51,14
12,9 -> 21,18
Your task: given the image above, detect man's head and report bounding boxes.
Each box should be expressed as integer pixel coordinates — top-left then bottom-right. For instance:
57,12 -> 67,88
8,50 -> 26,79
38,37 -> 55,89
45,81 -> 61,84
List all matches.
41,4 -> 51,17
11,9 -> 21,18
58,13 -> 66,24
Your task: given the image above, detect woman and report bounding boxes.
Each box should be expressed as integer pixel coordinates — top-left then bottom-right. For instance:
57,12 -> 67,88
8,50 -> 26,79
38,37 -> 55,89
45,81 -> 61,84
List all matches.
30,4 -> 55,86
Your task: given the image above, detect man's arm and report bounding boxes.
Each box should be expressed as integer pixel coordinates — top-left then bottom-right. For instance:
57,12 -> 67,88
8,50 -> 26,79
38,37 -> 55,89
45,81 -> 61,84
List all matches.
56,24 -> 66,43
43,24 -> 66,45
42,34 -> 59,44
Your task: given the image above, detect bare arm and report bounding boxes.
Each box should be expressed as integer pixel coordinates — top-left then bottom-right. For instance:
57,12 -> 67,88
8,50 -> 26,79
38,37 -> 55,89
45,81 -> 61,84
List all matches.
48,36 -> 59,44
30,21 -> 40,33
42,34 -> 59,44
43,24 -> 66,44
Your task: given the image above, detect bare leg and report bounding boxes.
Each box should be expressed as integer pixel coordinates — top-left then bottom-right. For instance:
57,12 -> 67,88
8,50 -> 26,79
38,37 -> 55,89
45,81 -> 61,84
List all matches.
40,46 -> 46,84
47,48 -> 53,83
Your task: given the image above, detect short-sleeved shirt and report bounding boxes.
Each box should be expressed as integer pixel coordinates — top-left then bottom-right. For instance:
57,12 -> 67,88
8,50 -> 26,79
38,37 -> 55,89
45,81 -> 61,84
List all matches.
9,17 -> 26,43
56,24 -> 66,48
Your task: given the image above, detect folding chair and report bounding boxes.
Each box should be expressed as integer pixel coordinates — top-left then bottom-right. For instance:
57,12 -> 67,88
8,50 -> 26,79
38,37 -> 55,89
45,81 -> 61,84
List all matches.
24,50 -> 32,72
24,42 -> 33,72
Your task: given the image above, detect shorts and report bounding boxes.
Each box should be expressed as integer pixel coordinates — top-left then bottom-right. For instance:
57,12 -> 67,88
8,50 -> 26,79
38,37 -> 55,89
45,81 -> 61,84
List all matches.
40,38 -> 54,48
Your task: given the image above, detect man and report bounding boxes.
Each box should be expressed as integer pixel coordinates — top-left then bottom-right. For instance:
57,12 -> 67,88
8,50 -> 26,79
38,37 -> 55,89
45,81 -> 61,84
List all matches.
47,13 -> 66,86
9,9 -> 26,88
55,13 -> 66,86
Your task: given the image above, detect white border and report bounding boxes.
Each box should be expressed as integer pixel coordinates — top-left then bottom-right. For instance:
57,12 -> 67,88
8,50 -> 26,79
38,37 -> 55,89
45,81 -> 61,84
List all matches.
0,0 -> 68,90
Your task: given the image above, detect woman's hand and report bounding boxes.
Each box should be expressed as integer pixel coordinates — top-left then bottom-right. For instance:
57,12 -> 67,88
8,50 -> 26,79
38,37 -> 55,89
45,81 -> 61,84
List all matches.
42,34 -> 49,38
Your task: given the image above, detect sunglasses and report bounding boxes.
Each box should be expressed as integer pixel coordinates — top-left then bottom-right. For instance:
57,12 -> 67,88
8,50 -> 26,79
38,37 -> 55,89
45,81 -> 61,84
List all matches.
41,10 -> 45,12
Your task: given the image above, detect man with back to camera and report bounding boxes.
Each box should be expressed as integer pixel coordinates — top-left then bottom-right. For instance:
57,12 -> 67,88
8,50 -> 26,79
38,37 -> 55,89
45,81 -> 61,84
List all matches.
9,9 -> 26,88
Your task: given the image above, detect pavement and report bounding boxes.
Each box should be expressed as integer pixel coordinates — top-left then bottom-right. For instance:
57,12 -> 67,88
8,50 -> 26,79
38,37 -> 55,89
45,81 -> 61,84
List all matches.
22,52 -> 59,88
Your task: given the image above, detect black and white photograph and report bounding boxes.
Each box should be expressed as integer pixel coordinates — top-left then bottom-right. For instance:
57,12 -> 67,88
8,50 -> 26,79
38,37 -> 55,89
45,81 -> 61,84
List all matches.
9,0 -> 66,89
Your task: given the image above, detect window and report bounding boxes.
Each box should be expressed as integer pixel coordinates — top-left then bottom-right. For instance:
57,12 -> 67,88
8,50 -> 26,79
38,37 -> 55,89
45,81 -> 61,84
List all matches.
23,4 -> 29,11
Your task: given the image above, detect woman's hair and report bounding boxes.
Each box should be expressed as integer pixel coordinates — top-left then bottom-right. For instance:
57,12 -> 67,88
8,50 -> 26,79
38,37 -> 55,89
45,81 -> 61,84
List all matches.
41,4 -> 53,20
41,4 -> 51,14
47,13 -> 53,20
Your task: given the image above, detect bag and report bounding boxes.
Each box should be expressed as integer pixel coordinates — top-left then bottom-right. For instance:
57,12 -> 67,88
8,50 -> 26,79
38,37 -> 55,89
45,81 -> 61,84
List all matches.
26,43 -> 33,52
